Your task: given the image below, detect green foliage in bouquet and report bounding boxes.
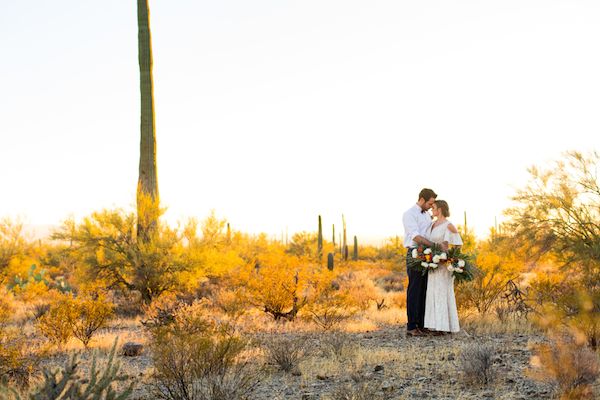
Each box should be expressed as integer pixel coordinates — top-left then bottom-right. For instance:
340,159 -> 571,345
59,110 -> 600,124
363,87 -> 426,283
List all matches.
445,247 -> 478,283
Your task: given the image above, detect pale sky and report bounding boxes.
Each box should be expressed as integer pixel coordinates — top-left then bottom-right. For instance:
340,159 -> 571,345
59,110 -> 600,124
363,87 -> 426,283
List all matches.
1,0 -> 599,244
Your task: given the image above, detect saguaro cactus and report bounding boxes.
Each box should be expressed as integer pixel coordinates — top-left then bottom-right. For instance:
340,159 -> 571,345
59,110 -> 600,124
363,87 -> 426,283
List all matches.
353,236 -> 358,261
318,215 -> 323,260
327,252 -> 334,271
136,0 -> 159,242
332,224 -> 335,248
342,214 -> 348,261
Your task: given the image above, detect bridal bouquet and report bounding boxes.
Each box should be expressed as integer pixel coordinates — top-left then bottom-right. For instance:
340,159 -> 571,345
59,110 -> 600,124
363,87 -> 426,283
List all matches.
407,244 -> 444,275
443,247 -> 477,283
407,245 -> 477,282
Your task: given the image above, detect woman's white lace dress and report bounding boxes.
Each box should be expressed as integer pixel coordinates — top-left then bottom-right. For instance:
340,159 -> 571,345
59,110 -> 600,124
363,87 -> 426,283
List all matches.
424,220 -> 463,333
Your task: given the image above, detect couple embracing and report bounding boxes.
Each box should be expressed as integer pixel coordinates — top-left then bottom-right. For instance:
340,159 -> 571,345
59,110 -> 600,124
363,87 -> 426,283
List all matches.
403,188 -> 463,337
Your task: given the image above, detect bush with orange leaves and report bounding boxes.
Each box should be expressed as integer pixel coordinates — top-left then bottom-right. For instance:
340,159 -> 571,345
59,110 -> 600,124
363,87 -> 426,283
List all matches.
528,331 -> 600,400
529,271 -> 600,350
454,240 -> 521,315
0,290 -> 38,386
234,249 -> 331,321
36,290 -> 113,347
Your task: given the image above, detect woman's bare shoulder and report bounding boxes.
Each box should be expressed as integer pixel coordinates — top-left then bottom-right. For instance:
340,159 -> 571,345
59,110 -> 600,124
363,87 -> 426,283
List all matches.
447,223 -> 458,234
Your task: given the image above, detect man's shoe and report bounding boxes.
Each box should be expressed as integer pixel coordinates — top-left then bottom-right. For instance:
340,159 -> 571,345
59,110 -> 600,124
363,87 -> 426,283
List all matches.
406,329 -> 425,337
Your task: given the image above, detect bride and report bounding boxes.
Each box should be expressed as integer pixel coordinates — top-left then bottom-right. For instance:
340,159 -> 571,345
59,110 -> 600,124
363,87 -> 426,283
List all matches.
424,200 -> 463,334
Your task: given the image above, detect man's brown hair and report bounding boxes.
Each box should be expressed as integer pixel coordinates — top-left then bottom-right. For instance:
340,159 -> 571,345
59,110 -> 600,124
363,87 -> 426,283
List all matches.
418,188 -> 437,202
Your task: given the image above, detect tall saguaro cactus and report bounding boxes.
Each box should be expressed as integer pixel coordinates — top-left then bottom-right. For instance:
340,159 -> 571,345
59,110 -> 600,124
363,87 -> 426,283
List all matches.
317,215 -> 323,260
136,0 -> 159,241
332,224 -> 335,248
342,214 -> 348,261
353,235 -> 358,261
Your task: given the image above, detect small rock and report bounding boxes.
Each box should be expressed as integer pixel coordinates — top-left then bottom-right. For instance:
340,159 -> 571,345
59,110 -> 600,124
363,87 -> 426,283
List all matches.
316,374 -> 329,380
121,342 -> 143,357
301,393 -> 316,400
447,354 -> 455,361
291,368 -> 302,377
374,365 -> 384,372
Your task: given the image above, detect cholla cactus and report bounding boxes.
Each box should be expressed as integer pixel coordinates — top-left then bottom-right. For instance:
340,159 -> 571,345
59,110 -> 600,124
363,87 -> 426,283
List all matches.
0,339 -> 132,400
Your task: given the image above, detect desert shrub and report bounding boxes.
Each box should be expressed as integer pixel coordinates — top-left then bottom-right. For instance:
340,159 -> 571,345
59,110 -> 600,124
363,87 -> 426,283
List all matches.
0,294 -> 13,325
388,291 -> 407,309
0,328 -> 35,387
51,208 -> 197,304
0,219 -> 29,280
528,334 -> 600,400
529,272 -> 600,349
36,291 -> 114,347
459,342 -> 496,385
336,271 -> 379,312
70,293 -> 114,347
150,301 -> 259,400
237,250 -> 320,321
210,287 -> 249,322
0,339 -> 133,399
320,333 -> 357,360
262,334 -> 308,373
111,290 -> 144,318
286,232 -> 318,258
306,282 -> 357,331
30,302 -> 50,320
309,304 -> 353,331
455,249 -> 516,315
142,293 -> 181,329
505,152 -> 600,348
36,293 -> 76,346
376,272 -> 405,292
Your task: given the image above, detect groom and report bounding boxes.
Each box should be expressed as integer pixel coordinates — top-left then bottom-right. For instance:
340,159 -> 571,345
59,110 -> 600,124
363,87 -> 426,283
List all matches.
403,188 -> 436,337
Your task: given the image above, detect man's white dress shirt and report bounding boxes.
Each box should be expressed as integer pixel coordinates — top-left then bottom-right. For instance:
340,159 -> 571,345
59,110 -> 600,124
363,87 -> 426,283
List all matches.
402,204 -> 432,248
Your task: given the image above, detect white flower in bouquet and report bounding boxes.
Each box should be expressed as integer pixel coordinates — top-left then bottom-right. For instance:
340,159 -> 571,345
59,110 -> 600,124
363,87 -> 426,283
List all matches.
455,268 -> 464,273
424,248 -> 432,255
429,263 -> 438,269
421,262 -> 429,268
440,252 -> 447,260
432,255 -> 441,263
447,265 -> 455,272
412,249 -> 419,258
458,260 -> 466,267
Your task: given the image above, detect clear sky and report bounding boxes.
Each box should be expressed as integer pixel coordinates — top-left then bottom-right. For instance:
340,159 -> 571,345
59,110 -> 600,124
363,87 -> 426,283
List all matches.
1,0 -> 599,244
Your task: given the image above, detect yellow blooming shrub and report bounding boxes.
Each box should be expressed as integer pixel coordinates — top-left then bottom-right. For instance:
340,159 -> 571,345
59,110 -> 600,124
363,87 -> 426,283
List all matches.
36,290 -> 113,347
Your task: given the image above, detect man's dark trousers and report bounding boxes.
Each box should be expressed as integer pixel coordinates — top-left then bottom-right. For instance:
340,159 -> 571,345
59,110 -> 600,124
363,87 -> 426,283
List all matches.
406,251 -> 427,330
